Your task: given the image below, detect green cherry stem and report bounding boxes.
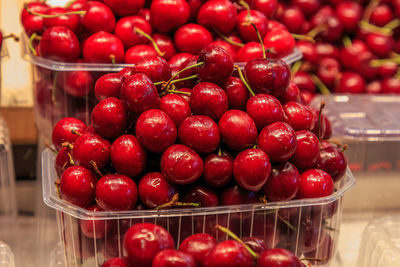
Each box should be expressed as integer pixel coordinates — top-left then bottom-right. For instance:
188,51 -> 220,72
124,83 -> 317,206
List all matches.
216,225 -> 259,259
238,0 -> 251,21
359,20 -> 392,36
28,33 -> 38,56
109,54 -> 116,65
342,36 -> 352,48
234,65 -> 255,96
291,60 -> 302,77
310,74 -> 331,95
169,74 -> 199,85
214,28 -> 244,47
383,19 -> 400,30
134,27 -> 165,57
291,33 -> 315,43
25,4 -> 86,17
166,61 -> 204,85
250,22 -> 266,59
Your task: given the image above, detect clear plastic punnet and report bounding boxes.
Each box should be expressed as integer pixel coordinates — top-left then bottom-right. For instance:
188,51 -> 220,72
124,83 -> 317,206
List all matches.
357,216 -> 400,267
311,95 -> 400,211
42,149 -> 354,267
0,241 -> 15,267
21,33 -> 302,141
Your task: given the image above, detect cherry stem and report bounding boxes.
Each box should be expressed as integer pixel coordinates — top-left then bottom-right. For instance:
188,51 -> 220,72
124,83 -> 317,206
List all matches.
307,24 -> 327,39
61,142 -> 73,150
169,74 -> 199,85
234,65 -> 255,96
45,143 -> 58,154
310,74 -> 331,95
291,33 -> 315,43
363,0 -> 381,22
64,0 -> 78,9
322,220 -> 338,232
134,27 -> 165,57
252,144 -> 257,149
291,60 -> 302,77
167,89 -> 192,96
238,0 -> 251,21
384,19 -> 400,30
342,36 -> 352,48
317,101 -> 325,141
70,129 -> 82,136
359,20 -> 392,36
249,23 -> 266,59
25,4 -> 86,17
216,225 -> 259,259
90,161 -> 103,177
217,147 -> 222,156
214,28 -> 244,47
277,214 -> 297,231
166,61 -> 204,86
395,69 -> 400,79
67,152 -> 75,165
370,58 -> 400,67
109,55 -> 116,65
156,194 -> 200,209
3,34 -> 19,42
28,33 -> 38,56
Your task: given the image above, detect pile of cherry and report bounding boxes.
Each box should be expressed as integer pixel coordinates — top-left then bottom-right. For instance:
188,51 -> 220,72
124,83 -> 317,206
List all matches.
100,222 -> 307,267
21,0 -> 297,65
278,0 -> 400,97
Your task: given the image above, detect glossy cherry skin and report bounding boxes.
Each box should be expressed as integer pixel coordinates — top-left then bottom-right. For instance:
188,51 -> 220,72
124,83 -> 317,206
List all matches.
174,23 -> 213,55
160,94 -> 191,127
284,102 -> 315,131
94,73 -> 122,101
366,33 -> 394,58
237,10 -> 269,42
60,166 -> 96,208
370,4 -> 393,27
263,162 -> 300,201
43,7 -> 80,31
197,0 -> 237,34
135,109 -> 177,153
96,174 -> 138,211
335,71 -> 365,94
292,71 -> 316,93
197,45 -> 234,85
252,0 -> 277,18
138,172 -> 177,208
236,42 -> 263,63
315,141 -> 347,183
246,94 -> 285,130
150,0 -> 190,33
179,233 -> 217,267
114,16 -> 151,49
153,33 -> 177,60
291,130 -> 320,169
101,257 -> 130,267
81,1 -> 116,34
178,115 -> 220,154
220,186 -> 259,205
52,117 -> 87,150
39,26 -> 80,62
257,248 -> 302,267
204,240 -> 253,267
218,110 -> 258,151
222,76 -> 249,110
83,31 -> 124,63
258,122 -> 297,162
365,80 -> 383,94
79,204 -> 110,239
264,28 -> 295,58
152,249 -> 196,267
335,1 -> 363,33
110,135 -> 146,178
22,14 -> 46,36
183,186 -> 219,207
202,151 -> 233,188
161,144 -> 203,185
280,7 -> 305,34
244,58 -> 290,97
120,73 -> 160,115
168,53 -> 194,69
125,45 -> 159,64
58,70 -> 94,98
21,2 -> 49,23
378,62 -> 398,79
123,223 -> 174,267
292,0 -> 321,17
55,147 -> 73,177
233,148 -> 271,192
134,56 -> 171,84
296,41 -> 318,64
190,82 -> 229,121
317,57 -> 341,89
315,42 -> 340,60
91,97 -> 127,139
382,78 -> 400,94
104,0 -> 145,17
72,132 -> 111,169
297,169 -> 334,199
209,40 -> 237,62
280,82 -> 301,104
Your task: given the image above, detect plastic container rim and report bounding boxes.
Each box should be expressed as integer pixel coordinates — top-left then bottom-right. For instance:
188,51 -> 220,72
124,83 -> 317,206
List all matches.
21,33 -> 303,72
42,149 -> 355,220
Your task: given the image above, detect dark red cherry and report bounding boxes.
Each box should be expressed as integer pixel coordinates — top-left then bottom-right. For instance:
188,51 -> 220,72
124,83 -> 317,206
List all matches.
134,56 -> 172,84
101,257 -> 130,267
79,204 -> 110,239
135,109 -> 177,153
233,148 -> 271,192
91,97 -> 127,139
114,16 -> 151,49
161,144 -> 203,185
220,185 -> 259,205
311,12 -> 343,43
110,135 -> 146,178
39,26 -> 80,62
291,130 -> 320,169
123,223 -> 174,266
280,82 -> 301,104
197,0 -> 237,34
296,41 -> 318,64
315,42 -> 340,60
83,31 -> 124,63
174,23 -> 213,54
370,4 -> 393,27
125,44 -> 159,64
96,174 -> 138,211
138,172 -> 177,208
55,147 -> 73,177
179,233 -> 217,267
81,1 -> 116,34
204,240 -> 253,267
153,250 -> 196,267
52,117 -> 87,150
209,40 -> 237,61
236,42 -> 263,63
382,78 -> 400,94
292,71 -> 316,93
258,121 -> 297,162
218,110 -> 258,151
335,71 -> 365,94
58,70 -> 94,98
43,7 -> 80,31
160,94 -> 191,127
263,162 -> 300,201
179,115 -> 220,154
339,39 -> 367,70
150,0 -> 190,33
72,132 -> 111,169
60,166 -> 96,208
183,185 -> 219,207
280,7 -> 305,34
202,151 -> 233,188
297,169 -> 334,198
153,33 -> 177,60
252,0 -> 278,18
378,62 -> 398,79
120,73 -> 160,115
317,57 -> 341,88
103,0 -> 145,17
315,141 -> 347,183
257,248 -> 302,267
335,1 -> 363,33
222,76 -> 250,110
292,0 -> 320,17
303,235 -> 333,265
242,237 -> 267,255
168,53 -> 194,69
237,10 -> 269,42
94,73 -> 122,101
246,94 -> 285,130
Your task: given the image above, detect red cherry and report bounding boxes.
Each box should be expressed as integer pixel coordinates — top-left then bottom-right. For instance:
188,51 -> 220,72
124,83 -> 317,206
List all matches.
204,240 -> 253,267
292,72 -> 316,93
382,78 -> 400,94
125,44 -> 159,64
161,144 -> 203,185
220,185 -> 259,205
280,7 -> 305,34
315,42 -> 340,59
365,80 -> 383,94
233,148 -> 271,192
222,76 -> 250,110
291,0 -> 321,17
55,147 -> 73,177
103,0 -> 145,17
252,0 -> 278,19
160,94 -> 191,126
138,172 -> 177,208
370,4 -> 393,27
43,7 -> 80,31
174,23 -> 213,54
110,135 -> 146,178
134,56 -> 171,84
317,57 -> 341,88
91,97 -> 127,139
179,233 -> 217,267
246,94 -> 285,130
297,169 -> 334,198
123,223 -> 174,266
150,0 -> 190,33
315,141 -> 347,183
366,33 -> 394,58
209,40 -> 237,61
72,132 -> 111,169
197,0 -> 237,34
202,151 -> 233,188
152,250 -> 196,267
153,33 -> 177,60
168,52 -> 194,69
60,166 -> 96,208
101,258 -> 130,267
291,130 -> 320,169
22,14 -> 46,36
135,109 -> 177,153
120,73 -> 160,115
283,102 -> 315,131
81,1 -> 116,33
218,110 -> 258,151
263,162 -> 300,201
335,1 -> 363,33
187,0 -> 203,21
258,121 -> 297,162
79,204 -> 110,239
303,235 -> 333,265
311,12 -> 343,43
96,174 -> 138,211
257,248 -> 302,267
39,26 -> 80,62
58,70 -> 94,98
280,82 -> 301,104
52,117 -> 87,150
265,28 -> 295,58
237,10 -> 269,42
335,71 -> 365,93
21,2 -> 49,23
83,31 -> 124,63
236,42 -> 263,62
183,185 -> 219,207
114,16 -> 151,49
296,41 -> 318,64
378,62 -> 398,79
94,73 -> 122,101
